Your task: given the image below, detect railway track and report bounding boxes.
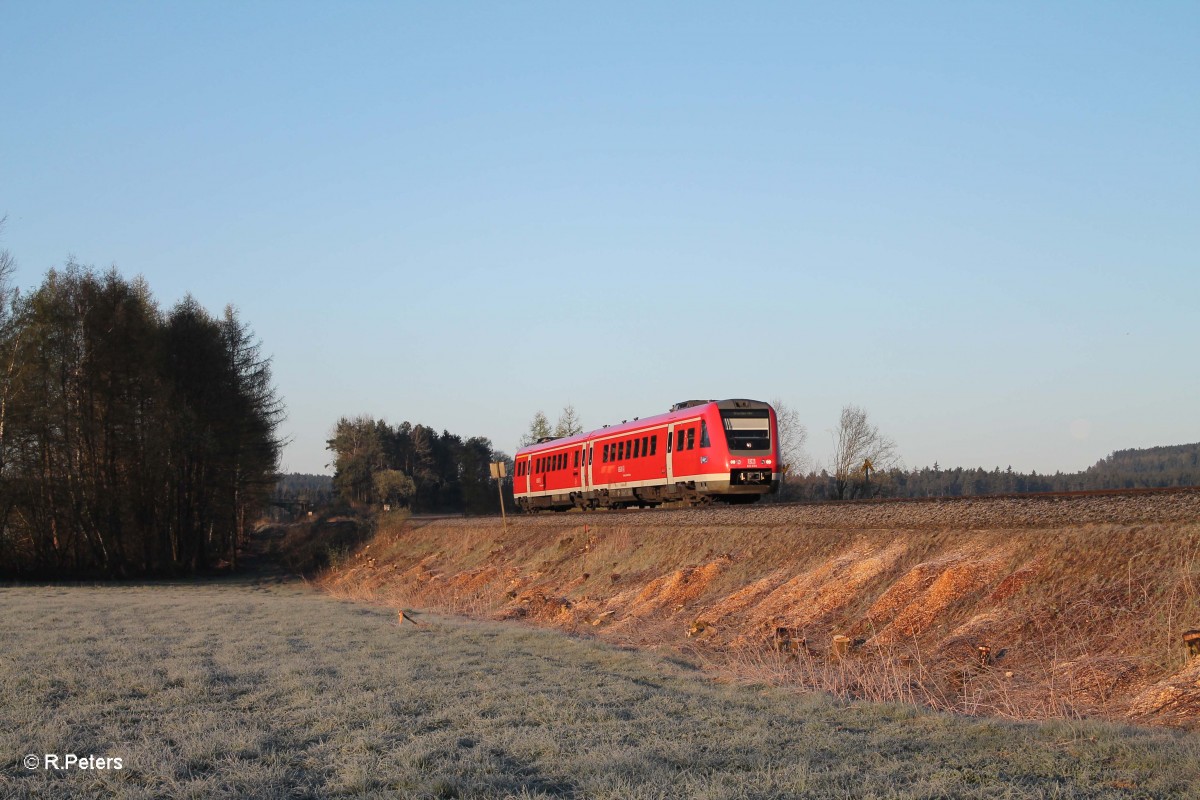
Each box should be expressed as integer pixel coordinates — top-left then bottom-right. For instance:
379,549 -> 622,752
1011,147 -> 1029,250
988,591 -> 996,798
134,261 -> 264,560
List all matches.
516,485 -> 1200,516
770,484 -> 1200,508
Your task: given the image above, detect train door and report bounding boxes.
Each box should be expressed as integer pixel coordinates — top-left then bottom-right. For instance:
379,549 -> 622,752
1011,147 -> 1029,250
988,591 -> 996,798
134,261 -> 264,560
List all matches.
672,420 -> 700,479
666,423 -> 675,485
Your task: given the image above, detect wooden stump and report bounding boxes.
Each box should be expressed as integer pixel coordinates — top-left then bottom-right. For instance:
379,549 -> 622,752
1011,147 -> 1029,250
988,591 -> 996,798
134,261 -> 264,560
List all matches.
773,626 -> 805,656
832,634 -> 850,660
1184,630 -> 1200,657
977,645 -> 992,667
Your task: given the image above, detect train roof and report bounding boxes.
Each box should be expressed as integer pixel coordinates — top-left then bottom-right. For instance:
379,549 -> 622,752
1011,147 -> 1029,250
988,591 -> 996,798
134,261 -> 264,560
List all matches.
514,399 -> 771,456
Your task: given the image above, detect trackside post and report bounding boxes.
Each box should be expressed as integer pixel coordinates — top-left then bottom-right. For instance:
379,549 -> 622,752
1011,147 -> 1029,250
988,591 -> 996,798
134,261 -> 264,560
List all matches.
490,461 -> 508,533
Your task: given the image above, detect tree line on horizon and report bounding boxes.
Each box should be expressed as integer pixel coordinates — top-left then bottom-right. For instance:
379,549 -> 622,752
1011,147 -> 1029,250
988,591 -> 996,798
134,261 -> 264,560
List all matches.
0,258 -> 283,578
781,442 -> 1200,501
326,417 -> 509,514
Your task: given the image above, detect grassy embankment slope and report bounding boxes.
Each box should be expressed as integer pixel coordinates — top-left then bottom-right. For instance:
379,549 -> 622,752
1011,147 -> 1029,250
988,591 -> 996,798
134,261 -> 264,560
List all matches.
320,492 -> 1200,727
3,580 -> 1199,799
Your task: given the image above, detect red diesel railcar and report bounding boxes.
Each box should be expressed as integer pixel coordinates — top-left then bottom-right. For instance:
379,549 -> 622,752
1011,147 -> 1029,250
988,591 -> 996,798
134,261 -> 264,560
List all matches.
513,399 -> 780,511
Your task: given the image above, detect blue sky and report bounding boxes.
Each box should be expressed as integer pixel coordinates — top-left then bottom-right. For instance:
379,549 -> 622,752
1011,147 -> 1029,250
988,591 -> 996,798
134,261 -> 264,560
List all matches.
3,2 -> 1197,475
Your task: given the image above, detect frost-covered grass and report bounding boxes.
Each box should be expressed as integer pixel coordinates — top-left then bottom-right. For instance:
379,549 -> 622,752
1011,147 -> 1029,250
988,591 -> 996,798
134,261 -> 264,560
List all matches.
1,579 -> 1197,799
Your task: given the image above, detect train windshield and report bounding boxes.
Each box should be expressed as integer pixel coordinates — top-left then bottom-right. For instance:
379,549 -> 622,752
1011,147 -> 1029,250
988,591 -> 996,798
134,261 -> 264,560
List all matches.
720,409 -> 771,452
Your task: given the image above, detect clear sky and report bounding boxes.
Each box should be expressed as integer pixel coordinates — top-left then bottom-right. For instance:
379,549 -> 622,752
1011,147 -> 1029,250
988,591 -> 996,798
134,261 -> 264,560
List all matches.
3,2 -> 1197,476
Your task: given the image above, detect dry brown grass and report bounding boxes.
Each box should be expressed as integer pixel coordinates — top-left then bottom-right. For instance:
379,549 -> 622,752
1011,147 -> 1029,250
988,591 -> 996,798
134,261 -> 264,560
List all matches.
317,493 -> 1200,727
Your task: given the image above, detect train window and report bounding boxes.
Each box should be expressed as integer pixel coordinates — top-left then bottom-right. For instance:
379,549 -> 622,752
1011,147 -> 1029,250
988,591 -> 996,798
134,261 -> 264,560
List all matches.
633,439 -> 640,459
642,436 -> 649,456
574,451 -> 579,468
589,446 -> 593,466
618,441 -> 624,460
700,421 -> 710,448
603,444 -> 609,462
651,436 -> 657,456
687,427 -> 695,450
677,429 -> 685,451
666,431 -> 672,453
558,453 -> 564,470
720,408 -> 772,451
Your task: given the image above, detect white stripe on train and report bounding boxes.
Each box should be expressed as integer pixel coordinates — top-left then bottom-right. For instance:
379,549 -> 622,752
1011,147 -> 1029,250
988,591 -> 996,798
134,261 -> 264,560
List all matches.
516,472 -> 780,499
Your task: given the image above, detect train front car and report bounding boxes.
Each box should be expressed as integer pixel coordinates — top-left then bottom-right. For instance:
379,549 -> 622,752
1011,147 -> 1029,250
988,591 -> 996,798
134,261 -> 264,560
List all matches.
708,399 -> 781,500
513,398 -> 781,512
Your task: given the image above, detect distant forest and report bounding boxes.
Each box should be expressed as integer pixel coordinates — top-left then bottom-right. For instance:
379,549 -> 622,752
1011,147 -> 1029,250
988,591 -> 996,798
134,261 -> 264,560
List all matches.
782,442 -> 1200,501
274,473 -> 335,508
0,263 -> 282,578
324,416 -> 509,515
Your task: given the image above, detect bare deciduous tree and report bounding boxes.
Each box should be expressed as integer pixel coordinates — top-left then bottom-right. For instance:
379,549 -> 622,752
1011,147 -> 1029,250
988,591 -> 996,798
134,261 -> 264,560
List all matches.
519,410 -> 552,447
771,398 -> 808,478
0,229 -> 17,483
831,404 -> 897,499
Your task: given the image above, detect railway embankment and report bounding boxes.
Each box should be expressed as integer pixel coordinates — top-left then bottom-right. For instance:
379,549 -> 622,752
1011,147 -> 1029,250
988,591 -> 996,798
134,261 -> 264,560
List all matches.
317,491 -> 1200,727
